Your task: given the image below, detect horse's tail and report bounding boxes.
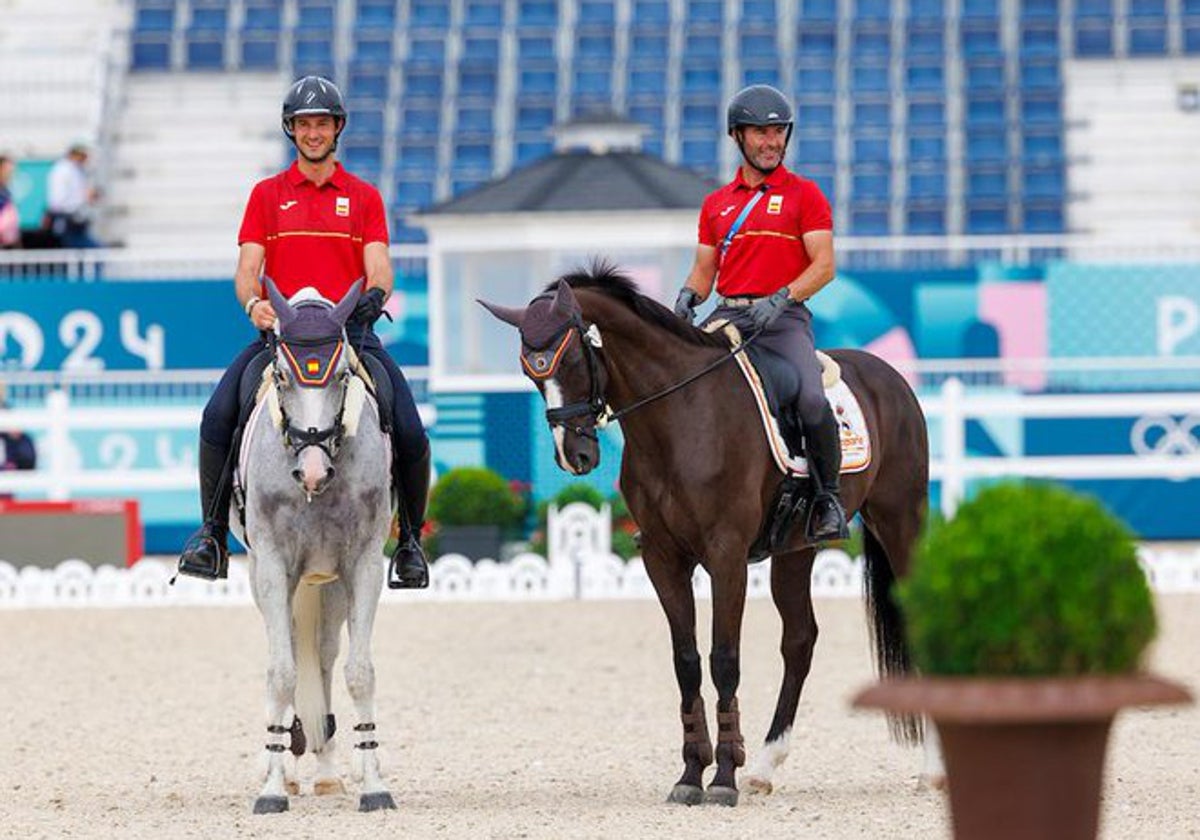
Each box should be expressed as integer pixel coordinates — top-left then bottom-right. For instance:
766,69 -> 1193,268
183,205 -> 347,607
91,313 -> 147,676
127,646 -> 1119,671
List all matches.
862,526 -> 923,746
292,581 -> 329,755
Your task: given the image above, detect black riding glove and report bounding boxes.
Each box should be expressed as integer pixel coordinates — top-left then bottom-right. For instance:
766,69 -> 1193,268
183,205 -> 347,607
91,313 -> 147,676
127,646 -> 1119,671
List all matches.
674,287 -> 701,323
747,288 -> 794,331
352,287 -> 387,325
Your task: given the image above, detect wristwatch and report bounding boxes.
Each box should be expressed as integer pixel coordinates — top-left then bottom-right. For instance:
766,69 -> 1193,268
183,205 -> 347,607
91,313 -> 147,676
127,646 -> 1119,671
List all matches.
244,295 -> 262,318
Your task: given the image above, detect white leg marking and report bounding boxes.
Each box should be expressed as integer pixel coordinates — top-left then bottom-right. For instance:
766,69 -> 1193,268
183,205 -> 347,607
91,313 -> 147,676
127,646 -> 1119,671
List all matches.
745,727 -> 792,795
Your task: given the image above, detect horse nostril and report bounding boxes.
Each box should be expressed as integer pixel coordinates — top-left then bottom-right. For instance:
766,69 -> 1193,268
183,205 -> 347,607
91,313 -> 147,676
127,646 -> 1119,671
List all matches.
325,467 -> 336,482
291,468 -> 304,483
576,452 -> 592,472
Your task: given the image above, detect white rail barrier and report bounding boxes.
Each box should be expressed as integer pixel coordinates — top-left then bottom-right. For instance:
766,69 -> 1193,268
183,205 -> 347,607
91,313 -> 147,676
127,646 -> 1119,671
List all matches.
1,503 -> 1197,609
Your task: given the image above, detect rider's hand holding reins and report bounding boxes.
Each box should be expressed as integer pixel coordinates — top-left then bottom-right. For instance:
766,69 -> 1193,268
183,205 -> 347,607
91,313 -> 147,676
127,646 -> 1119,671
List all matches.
747,288 -> 794,331
352,286 -> 387,325
247,297 -> 277,331
674,287 -> 701,323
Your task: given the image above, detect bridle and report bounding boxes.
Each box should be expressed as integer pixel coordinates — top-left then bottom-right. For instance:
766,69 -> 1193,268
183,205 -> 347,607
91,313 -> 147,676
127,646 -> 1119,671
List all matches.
522,302 -> 762,438
270,331 -> 351,461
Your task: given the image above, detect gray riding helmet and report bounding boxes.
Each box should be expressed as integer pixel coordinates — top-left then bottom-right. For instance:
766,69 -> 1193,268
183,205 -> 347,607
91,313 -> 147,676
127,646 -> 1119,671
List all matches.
726,84 -> 794,143
281,75 -> 348,141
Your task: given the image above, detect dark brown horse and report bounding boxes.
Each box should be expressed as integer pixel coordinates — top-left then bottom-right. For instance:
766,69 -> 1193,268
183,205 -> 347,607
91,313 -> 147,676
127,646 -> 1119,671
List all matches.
481,263 -> 930,806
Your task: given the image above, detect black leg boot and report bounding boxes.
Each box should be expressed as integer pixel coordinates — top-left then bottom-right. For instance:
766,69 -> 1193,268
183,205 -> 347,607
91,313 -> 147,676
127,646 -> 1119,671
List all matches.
388,444 -> 431,590
177,440 -> 233,580
804,404 -> 850,542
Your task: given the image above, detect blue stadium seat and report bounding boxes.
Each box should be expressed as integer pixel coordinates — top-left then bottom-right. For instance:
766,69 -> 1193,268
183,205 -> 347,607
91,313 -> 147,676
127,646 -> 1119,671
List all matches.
740,31 -> 776,57
908,168 -> 947,200
854,100 -> 890,129
577,32 -> 615,60
516,138 -> 554,163
459,68 -> 498,98
681,135 -> 718,171
966,93 -> 1006,126
135,6 -> 174,31
741,63 -> 781,86
799,0 -> 836,23
851,63 -> 890,94
464,0 -> 504,26
796,101 -> 835,131
575,67 -> 613,103
403,67 -> 443,100
453,142 -> 493,173
907,62 -> 944,93
631,31 -> 669,60
1185,21 -> 1200,53
682,65 -> 721,93
517,104 -> 554,131
295,37 -> 334,67
909,0 -> 945,23
961,22 -> 1002,56
463,35 -> 501,62
907,25 -> 944,57
1129,24 -> 1168,54
629,103 -> 665,129
907,206 -> 946,235
297,1 -> 335,32
241,36 -> 278,68
633,0 -> 670,23
856,0 -> 891,22
1074,0 -> 1113,17
908,99 -> 945,128
395,179 -> 436,207
854,135 -> 891,163
966,202 -> 1009,234
795,63 -> 836,94
519,34 -> 556,60
1022,0 -> 1058,18
967,166 -> 1008,199
457,106 -> 494,134
400,106 -> 440,138
353,106 -> 386,137
189,5 -> 227,32
742,0 -> 776,25
796,26 -> 837,61
853,169 -> 891,200
629,67 -> 667,95
1129,0 -> 1166,18
396,143 -> 437,172
518,67 -> 557,96
966,129 -> 1007,163
1075,23 -> 1114,55
686,0 -> 723,24
1020,59 -> 1060,91
685,32 -> 722,59
1023,163 -> 1064,199
579,1 -> 616,24
908,132 -> 945,162
243,4 -> 281,31
409,37 -> 445,66
1021,22 -> 1060,56
794,134 -> 835,165
965,57 -> 1006,92
961,0 -> 999,20
681,97 -> 720,130
1022,129 -> 1062,163
850,205 -> 890,236
1023,201 -> 1064,233
518,1 -> 557,25
411,0 -> 451,27
852,25 -> 891,58
355,33 -> 393,65
1022,93 -> 1060,126
801,165 -> 834,197
348,68 -> 389,101
357,1 -> 395,28
186,37 -> 224,70
341,141 -> 382,177
132,34 -> 172,69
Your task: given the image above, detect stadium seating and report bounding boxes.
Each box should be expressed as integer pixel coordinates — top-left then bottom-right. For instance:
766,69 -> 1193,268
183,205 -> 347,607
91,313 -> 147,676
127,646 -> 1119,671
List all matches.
125,0 -> 1186,236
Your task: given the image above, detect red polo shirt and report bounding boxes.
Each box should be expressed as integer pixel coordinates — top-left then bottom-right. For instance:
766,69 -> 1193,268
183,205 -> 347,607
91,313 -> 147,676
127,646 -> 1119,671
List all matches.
238,161 -> 389,301
697,164 -> 832,297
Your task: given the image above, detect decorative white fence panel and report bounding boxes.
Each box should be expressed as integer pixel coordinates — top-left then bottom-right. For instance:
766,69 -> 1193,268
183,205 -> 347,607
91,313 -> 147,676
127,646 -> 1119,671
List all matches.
1,503 -> 1197,609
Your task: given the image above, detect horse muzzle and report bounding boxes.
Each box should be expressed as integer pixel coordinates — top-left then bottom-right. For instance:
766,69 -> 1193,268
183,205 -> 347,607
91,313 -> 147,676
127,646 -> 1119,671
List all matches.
292,447 -> 335,498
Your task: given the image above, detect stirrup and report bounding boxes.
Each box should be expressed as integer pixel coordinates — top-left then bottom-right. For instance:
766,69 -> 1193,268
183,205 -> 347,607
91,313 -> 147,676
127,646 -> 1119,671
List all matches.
387,537 -> 429,590
806,494 -> 849,543
177,529 -> 229,581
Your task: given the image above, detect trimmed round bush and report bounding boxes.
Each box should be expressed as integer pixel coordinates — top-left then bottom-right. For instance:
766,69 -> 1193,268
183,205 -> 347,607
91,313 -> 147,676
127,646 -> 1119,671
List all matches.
428,467 -> 525,529
897,481 -> 1157,677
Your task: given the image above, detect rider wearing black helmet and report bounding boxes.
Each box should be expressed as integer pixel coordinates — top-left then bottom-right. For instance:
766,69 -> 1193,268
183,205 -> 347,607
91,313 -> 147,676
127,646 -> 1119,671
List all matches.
176,76 -> 434,589
672,83 -> 849,543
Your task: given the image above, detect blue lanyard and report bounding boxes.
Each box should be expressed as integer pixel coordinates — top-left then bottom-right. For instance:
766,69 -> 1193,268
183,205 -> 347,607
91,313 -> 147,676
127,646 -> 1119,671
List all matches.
719,184 -> 769,261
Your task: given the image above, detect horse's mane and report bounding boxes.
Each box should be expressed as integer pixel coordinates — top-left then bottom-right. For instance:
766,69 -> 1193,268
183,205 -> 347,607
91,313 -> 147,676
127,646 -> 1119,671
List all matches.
545,260 -> 728,349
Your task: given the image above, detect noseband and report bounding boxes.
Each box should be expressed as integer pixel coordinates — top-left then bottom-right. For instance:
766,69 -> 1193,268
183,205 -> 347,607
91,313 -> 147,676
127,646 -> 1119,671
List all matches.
521,310 -> 607,441
271,332 -> 350,460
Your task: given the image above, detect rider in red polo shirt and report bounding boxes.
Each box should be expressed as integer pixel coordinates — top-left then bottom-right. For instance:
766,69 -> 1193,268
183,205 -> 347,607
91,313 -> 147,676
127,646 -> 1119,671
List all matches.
176,76 -> 432,588
673,84 -> 849,542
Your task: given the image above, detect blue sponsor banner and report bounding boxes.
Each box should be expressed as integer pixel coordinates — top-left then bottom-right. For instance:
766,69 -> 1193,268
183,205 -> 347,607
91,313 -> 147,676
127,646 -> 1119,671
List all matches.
1,276 -> 429,371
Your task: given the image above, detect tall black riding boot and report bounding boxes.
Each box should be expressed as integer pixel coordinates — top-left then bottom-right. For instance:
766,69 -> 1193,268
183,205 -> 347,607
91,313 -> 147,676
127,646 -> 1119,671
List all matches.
804,404 -> 850,542
177,440 -> 233,580
388,444 -> 431,590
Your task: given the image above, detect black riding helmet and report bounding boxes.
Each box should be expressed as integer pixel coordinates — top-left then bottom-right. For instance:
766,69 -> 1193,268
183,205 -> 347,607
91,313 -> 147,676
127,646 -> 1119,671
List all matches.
282,75 -> 347,143
727,84 -> 794,174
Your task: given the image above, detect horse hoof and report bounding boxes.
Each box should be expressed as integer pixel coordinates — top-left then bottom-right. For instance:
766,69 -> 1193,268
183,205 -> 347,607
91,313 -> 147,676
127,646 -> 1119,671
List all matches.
703,785 -> 739,807
252,795 -> 289,814
359,791 -> 397,812
666,783 -> 703,806
314,778 -> 346,796
744,775 -> 773,796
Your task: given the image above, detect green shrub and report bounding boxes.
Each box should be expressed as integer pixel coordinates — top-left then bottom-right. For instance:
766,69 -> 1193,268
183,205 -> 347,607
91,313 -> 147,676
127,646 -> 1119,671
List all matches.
896,481 -> 1157,677
427,467 -> 526,529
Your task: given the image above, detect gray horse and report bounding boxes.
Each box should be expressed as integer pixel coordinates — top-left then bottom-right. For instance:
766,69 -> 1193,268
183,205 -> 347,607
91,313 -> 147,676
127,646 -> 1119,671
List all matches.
230,279 -> 395,814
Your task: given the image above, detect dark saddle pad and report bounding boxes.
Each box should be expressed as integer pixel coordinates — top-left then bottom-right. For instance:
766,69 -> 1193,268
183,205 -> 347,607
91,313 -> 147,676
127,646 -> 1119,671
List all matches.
358,352 -> 394,435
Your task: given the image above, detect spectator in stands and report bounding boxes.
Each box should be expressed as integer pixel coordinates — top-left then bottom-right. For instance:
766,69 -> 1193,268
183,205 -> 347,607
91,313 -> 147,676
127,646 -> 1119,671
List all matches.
0,385 -> 37,472
671,83 -> 848,542
0,153 -> 20,248
44,141 -> 100,248
176,75 -> 432,590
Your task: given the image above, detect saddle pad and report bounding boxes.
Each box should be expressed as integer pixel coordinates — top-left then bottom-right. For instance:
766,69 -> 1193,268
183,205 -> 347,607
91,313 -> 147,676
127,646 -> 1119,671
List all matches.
708,323 -> 871,477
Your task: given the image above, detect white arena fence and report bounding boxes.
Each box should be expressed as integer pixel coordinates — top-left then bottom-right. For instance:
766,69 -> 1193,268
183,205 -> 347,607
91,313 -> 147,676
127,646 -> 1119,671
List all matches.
2,503 -> 1197,610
